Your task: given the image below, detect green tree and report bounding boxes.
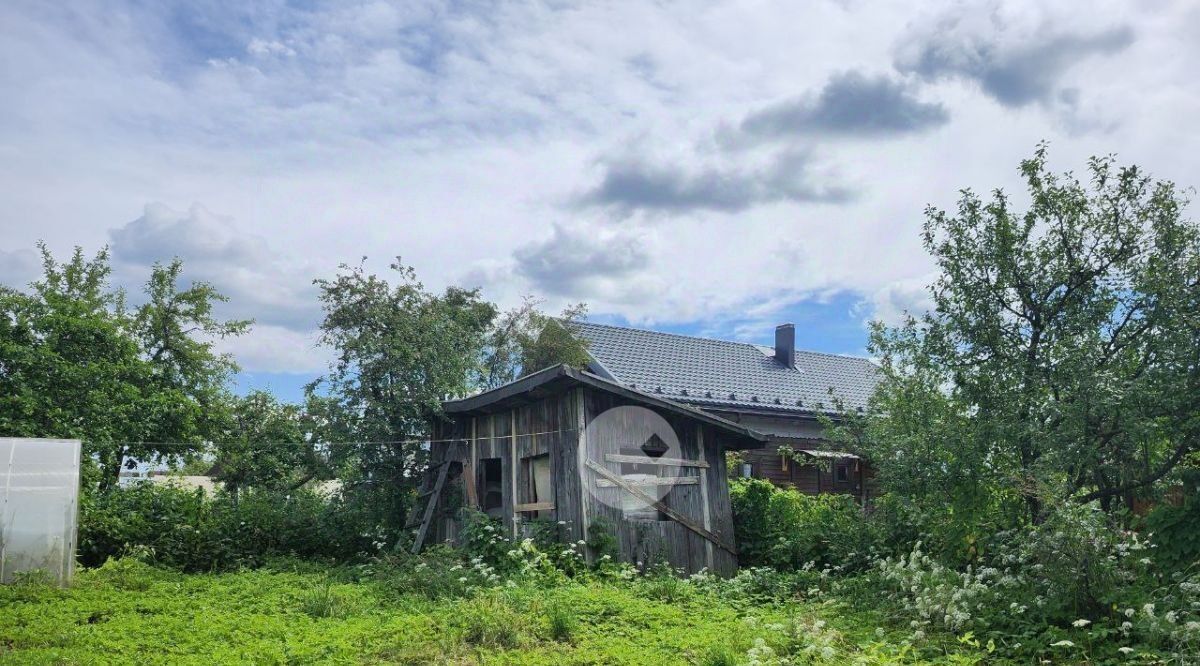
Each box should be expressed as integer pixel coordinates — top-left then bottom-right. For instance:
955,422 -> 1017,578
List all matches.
309,259 -> 496,531
862,147 -> 1200,538
211,391 -> 318,503
479,297 -> 590,389
0,244 -> 248,488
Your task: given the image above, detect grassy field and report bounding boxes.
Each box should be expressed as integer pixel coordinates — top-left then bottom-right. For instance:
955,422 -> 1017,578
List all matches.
0,559 -> 997,665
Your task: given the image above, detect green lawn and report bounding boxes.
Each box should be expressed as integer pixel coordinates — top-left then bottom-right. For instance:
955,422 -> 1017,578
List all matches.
0,561 -> 995,665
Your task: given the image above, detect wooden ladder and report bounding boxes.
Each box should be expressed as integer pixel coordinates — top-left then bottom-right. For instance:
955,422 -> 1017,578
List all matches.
404,458 -> 453,555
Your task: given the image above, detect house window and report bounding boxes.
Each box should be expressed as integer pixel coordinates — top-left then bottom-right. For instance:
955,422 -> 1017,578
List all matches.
741,463 -> 753,478
835,463 -> 850,483
479,458 -> 503,518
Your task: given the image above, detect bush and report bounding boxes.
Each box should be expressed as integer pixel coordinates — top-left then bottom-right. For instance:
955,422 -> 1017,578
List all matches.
89,555 -> 163,592
1145,496 -> 1200,572
78,483 -> 383,571
638,568 -> 695,603
730,478 -> 877,571
865,503 -> 1198,663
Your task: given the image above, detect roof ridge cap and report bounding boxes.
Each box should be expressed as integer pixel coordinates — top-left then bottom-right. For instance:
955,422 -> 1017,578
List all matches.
575,320 -> 761,349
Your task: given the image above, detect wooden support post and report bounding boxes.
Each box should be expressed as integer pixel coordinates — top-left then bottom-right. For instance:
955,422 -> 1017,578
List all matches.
697,424 -> 714,571
575,389 -> 591,556
465,418 -> 478,507
510,410 -> 518,538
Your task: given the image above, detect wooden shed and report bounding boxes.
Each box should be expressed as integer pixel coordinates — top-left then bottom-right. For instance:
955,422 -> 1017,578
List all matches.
415,364 -> 766,576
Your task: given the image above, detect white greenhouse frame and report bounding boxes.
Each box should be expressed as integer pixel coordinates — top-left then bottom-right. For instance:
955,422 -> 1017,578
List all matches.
0,438 -> 82,586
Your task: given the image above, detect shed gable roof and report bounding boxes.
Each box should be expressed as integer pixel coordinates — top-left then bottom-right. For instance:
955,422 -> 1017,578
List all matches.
572,321 -> 879,416
442,364 -> 766,448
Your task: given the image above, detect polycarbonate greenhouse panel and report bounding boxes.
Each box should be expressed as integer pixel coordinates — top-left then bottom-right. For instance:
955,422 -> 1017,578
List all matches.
0,438 -> 82,586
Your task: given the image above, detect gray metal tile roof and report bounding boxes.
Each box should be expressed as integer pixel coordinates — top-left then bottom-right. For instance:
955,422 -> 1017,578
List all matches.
572,321 -> 879,416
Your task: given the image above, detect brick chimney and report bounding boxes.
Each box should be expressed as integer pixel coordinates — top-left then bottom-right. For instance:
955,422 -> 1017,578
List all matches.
775,323 -> 796,369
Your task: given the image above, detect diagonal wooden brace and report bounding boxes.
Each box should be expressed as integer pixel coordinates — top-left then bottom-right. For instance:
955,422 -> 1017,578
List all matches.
585,458 -> 737,556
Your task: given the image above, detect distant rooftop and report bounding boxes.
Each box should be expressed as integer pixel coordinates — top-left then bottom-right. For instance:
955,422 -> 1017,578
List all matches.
572,321 -> 879,416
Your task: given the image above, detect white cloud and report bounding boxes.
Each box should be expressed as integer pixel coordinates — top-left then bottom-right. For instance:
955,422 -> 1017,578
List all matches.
0,0 -> 1198,375
861,275 -> 937,326
104,203 -> 326,374
109,203 -> 322,332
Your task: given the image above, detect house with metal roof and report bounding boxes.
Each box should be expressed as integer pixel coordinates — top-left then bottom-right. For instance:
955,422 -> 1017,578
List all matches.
572,321 -> 881,503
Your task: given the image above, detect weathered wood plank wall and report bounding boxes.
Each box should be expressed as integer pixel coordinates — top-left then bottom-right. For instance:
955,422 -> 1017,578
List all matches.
431,385 -> 740,576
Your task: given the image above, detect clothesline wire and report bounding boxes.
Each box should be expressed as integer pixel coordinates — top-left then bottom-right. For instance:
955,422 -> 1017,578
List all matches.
88,427 -> 582,453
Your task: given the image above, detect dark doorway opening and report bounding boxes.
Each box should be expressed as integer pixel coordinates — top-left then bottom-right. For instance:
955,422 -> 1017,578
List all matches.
479,458 -> 503,518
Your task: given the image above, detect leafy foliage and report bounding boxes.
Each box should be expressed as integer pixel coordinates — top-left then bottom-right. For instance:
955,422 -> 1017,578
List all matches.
308,259 -> 496,535
730,478 -> 878,571
0,558 -> 996,665
77,482 -> 381,571
209,390 -> 321,500
1144,495 -> 1200,572
0,245 -> 247,488
860,147 -> 1200,532
479,296 -> 591,389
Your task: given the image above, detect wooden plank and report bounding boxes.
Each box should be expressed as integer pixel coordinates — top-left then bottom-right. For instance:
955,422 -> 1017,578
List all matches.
515,501 -> 555,512
697,424 -> 714,572
585,459 -> 737,556
595,476 -> 699,489
604,454 -> 709,468
510,410 -> 518,538
575,389 -> 591,552
466,418 -> 478,507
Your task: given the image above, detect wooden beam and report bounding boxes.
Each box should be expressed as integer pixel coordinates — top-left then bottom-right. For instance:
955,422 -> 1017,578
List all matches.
697,424 -> 714,572
604,454 -> 709,468
466,418 -> 478,507
515,501 -> 555,512
585,459 -> 737,556
575,388 -> 591,555
595,476 -> 699,489
510,410 -> 518,538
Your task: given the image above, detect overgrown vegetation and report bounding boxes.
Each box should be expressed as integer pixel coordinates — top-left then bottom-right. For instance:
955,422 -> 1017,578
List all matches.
0,551 -> 994,665
78,482 -> 382,571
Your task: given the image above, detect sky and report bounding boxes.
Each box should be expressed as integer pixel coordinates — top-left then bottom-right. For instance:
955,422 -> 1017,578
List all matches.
2,0 -> 1199,403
